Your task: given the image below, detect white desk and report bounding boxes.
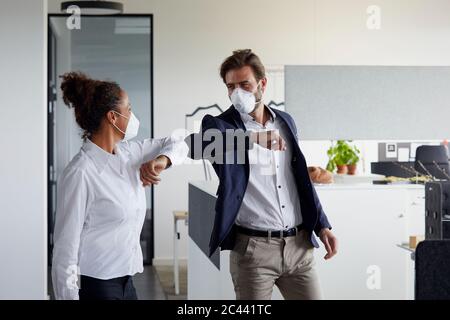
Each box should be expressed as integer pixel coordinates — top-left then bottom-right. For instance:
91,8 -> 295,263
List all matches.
313,183 -> 424,300
188,181 -> 425,300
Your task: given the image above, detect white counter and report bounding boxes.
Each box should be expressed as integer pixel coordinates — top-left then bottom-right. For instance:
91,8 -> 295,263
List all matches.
189,180 -> 219,198
188,180 -> 425,300
189,179 -> 424,193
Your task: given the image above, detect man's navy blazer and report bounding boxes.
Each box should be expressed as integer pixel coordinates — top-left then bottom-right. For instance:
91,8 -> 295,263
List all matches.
187,106 -> 332,257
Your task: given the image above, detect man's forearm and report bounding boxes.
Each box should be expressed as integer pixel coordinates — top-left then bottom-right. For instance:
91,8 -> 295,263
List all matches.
185,130 -> 253,162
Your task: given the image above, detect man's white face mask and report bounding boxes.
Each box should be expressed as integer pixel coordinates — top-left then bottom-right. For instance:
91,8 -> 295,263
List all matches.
230,83 -> 263,114
112,111 -> 140,141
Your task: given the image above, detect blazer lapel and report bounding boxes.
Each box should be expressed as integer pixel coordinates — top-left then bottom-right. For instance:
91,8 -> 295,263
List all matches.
272,108 -> 298,140
228,106 -> 247,130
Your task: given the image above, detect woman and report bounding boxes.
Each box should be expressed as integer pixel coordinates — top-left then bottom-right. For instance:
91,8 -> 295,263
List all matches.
51,72 -> 188,300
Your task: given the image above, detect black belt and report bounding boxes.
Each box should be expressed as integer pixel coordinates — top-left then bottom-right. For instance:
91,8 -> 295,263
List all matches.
236,224 -> 304,239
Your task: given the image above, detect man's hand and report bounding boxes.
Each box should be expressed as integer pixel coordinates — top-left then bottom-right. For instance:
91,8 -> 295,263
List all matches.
250,130 -> 287,151
140,155 -> 171,187
319,228 -> 338,260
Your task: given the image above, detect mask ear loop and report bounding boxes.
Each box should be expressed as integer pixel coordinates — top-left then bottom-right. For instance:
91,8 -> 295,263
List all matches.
110,110 -> 129,135
255,82 -> 263,104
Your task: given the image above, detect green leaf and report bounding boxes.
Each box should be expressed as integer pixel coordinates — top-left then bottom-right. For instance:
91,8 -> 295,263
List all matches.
326,140 -> 360,166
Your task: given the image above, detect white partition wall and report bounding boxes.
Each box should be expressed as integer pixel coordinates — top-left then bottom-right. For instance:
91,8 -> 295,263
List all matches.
285,65 -> 450,141
0,0 -> 48,299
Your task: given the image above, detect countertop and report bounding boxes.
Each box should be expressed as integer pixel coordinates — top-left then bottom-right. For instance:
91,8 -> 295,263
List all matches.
189,179 -> 425,197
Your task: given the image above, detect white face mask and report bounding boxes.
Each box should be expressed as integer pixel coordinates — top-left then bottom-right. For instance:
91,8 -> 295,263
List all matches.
112,111 -> 140,141
230,87 -> 256,114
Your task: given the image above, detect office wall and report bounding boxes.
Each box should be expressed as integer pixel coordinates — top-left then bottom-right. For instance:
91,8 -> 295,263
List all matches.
0,0 -> 47,299
47,0 -> 450,263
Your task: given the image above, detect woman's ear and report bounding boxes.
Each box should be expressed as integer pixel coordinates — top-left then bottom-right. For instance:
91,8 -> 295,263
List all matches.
106,110 -> 116,124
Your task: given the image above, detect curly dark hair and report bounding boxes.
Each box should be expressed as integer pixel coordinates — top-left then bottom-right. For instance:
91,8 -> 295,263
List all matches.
60,72 -> 123,139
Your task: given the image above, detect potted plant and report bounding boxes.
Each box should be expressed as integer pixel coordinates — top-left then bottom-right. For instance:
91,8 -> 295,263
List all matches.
346,145 -> 360,175
326,140 -> 361,175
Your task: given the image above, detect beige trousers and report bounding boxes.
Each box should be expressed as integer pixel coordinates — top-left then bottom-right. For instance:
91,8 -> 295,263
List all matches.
229,229 -> 322,300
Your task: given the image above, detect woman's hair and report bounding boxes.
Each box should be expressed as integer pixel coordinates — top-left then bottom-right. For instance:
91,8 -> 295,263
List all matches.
60,71 -> 123,139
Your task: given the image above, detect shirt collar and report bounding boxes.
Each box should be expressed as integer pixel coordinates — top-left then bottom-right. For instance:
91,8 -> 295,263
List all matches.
82,139 -> 120,174
239,104 -> 277,125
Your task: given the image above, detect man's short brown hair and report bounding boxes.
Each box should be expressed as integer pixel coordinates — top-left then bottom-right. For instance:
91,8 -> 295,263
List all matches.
220,49 -> 266,83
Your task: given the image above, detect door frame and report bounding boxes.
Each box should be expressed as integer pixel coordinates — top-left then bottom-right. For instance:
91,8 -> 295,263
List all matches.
47,13 -> 155,265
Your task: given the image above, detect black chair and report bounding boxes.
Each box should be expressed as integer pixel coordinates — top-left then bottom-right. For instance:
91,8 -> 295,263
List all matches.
415,240 -> 450,299
414,145 -> 450,180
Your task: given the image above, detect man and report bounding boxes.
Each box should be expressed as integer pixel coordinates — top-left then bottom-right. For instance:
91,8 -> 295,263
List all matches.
147,49 -> 337,300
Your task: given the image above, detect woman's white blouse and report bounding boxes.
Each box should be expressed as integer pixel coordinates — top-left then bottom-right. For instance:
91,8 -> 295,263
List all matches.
51,137 -> 188,300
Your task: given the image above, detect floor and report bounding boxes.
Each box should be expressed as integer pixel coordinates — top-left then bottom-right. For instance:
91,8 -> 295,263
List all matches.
133,266 -> 167,300
48,265 -> 187,300
153,265 -> 187,300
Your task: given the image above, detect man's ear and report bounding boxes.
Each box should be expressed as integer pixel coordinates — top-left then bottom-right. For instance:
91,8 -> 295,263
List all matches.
260,77 -> 268,93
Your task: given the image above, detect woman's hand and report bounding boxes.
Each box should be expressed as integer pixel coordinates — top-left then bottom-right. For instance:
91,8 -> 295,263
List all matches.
140,155 -> 171,187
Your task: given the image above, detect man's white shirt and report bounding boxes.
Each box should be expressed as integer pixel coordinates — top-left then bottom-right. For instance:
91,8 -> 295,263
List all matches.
235,106 -> 303,231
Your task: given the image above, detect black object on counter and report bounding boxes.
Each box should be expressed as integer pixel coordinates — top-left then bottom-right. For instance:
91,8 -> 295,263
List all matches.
425,181 -> 450,240
371,161 -> 416,178
415,240 -> 450,300
415,145 -> 450,180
